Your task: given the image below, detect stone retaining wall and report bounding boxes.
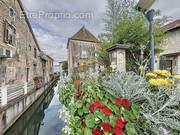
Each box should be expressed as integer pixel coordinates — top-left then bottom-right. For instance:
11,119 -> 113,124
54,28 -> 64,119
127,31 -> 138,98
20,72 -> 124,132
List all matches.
0,78 -> 58,135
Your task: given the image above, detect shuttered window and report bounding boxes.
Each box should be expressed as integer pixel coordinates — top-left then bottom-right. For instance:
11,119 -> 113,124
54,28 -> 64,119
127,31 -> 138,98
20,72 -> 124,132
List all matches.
4,21 -> 16,46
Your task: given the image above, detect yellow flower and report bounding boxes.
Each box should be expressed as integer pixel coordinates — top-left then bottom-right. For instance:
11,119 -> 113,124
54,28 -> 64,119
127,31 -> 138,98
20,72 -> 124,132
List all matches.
154,70 -> 171,77
149,78 -> 169,87
174,75 -> 180,79
138,66 -> 144,70
154,70 -> 162,75
161,70 -> 171,77
146,72 -> 156,77
168,79 -> 173,84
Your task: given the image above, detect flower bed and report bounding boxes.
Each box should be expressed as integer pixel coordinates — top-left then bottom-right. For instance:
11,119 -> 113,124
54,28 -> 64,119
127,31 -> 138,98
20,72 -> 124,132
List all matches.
59,79 -> 139,135
58,72 -> 180,135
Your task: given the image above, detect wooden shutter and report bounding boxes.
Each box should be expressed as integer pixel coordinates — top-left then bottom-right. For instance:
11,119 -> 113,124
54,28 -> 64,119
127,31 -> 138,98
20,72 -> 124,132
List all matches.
4,20 -> 9,43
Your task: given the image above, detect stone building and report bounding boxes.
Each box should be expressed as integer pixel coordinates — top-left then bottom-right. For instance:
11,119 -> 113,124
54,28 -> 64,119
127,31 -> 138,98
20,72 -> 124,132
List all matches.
46,55 -> 54,81
0,0 -> 43,87
67,26 -> 98,76
0,0 -> 56,107
155,19 -> 180,75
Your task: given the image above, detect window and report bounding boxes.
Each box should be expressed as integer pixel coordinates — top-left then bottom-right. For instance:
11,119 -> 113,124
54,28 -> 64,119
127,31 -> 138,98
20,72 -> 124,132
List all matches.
34,48 -> 37,58
4,22 -> 16,46
9,8 -> 15,17
81,50 -> 87,58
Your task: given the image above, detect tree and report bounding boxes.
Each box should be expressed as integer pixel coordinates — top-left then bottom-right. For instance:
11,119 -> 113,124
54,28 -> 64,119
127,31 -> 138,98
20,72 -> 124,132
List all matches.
62,61 -> 68,74
97,0 -> 170,72
113,12 -> 167,72
95,40 -> 111,68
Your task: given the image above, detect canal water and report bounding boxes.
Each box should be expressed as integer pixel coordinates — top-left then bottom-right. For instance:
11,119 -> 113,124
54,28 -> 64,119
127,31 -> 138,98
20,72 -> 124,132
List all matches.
4,82 -> 65,135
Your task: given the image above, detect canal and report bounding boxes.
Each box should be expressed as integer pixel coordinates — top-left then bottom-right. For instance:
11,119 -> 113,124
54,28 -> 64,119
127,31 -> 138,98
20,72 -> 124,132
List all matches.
4,82 -> 65,135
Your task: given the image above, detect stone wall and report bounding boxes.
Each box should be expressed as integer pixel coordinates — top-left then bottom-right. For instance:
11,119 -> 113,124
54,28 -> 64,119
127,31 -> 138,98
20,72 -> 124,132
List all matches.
0,78 -> 58,135
68,39 -> 97,76
0,0 -> 42,87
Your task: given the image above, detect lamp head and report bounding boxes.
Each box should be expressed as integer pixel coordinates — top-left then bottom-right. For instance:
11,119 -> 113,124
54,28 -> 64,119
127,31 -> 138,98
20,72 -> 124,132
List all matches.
136,0 -> 155,12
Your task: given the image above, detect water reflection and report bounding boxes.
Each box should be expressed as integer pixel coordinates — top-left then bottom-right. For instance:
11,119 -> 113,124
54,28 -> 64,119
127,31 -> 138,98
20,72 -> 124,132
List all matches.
5,83 -> 65,135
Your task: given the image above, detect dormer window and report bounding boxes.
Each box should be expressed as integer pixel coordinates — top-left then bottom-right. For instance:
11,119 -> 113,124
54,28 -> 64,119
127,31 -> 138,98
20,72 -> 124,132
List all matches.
9,8 -> 15,17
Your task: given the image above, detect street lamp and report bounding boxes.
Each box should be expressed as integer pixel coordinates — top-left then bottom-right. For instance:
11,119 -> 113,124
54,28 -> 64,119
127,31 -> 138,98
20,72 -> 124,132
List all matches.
136,0 -> 156,72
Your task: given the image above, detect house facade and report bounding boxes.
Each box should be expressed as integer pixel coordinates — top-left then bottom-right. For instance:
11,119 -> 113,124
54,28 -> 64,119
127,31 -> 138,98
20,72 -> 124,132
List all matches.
67,26 -> 98,76
155,19 -> 180,75
46,55 -> 54,81
0,0 -> 43,87
0,0 -> 55,108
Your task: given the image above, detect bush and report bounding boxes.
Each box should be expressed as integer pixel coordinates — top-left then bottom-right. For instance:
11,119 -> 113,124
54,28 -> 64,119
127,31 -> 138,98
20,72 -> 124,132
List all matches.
102,72 -> 180,134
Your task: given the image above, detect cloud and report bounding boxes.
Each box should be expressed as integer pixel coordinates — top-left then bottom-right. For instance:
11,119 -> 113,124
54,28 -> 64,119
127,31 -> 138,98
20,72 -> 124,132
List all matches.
152,0 -> 180,21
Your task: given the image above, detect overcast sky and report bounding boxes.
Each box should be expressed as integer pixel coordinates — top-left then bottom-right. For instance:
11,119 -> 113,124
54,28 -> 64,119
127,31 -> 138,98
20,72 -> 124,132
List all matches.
21,0 -> 180,68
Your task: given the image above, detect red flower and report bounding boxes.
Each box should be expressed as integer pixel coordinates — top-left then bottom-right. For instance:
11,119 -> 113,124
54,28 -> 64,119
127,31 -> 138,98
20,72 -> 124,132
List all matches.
76,91 -> 82,95
94,100 -> 101,108
107,100 -> 111,104
116,118 -> 124,128
99,105 -> 111,116
122,99 -> 130,107
89,104 -> 95,113
101,122 -> 111,132
81,119 -> 86,127
99,105 -> 106,112
77,80 -> 82,86
115,97 -> 122,105
103,107 -> 111,116
92,128 -> 101,135
113,124 -> 123,135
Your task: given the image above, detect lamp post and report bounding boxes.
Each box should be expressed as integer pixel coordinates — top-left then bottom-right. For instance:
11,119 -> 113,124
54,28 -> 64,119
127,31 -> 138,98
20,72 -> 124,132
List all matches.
136,0 -> 156,72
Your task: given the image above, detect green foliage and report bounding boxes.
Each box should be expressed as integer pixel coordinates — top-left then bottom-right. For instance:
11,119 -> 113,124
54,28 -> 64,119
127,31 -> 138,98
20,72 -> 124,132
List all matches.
100,0 -> 169,72
62,61 -> 68,74
113,14 -> 166,72
59,79 -> 138,134
102,72 -> 180,134
95,41 -> 111,68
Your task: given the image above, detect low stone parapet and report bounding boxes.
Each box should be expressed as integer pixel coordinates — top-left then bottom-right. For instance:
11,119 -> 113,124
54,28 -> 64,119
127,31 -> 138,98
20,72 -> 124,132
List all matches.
0,78 -> 58,135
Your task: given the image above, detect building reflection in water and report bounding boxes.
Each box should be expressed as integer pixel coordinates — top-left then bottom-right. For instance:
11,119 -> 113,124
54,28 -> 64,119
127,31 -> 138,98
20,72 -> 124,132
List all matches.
5,84 -> 63,135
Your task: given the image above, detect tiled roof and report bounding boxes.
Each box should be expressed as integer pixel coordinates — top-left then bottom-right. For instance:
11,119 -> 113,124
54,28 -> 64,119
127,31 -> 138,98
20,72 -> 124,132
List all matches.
70,26 -> 97,42
162,19 -> 180,31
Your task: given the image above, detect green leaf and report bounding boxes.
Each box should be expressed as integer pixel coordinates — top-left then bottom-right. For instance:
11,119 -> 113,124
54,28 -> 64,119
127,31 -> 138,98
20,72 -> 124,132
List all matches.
123,110 -> 131,122
110,114 -> 116,127
112,105 -> 120,114
70,105 -> 77,115
83,106 -> 89,114
85,114 -> 95,128
105,94 -> 111,98
97,111 -> 106,122
126,123 -> 136,135
74,116 -> 82,128
75,100 -> 83,108
94,117 -> 101,124
78,108 -> 84,116
84,128 -> 93,135
131,104 -> 140,117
